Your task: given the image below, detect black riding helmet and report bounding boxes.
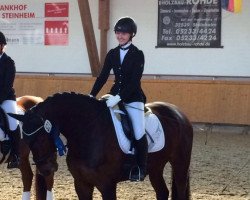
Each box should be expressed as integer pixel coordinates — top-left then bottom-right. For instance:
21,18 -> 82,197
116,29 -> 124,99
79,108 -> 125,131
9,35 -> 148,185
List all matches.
0,32 -> 7,45
114,17 -> 137,39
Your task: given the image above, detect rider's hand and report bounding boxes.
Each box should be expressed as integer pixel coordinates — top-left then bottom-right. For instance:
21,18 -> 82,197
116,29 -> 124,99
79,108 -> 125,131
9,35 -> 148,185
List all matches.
106,95 -> 121,107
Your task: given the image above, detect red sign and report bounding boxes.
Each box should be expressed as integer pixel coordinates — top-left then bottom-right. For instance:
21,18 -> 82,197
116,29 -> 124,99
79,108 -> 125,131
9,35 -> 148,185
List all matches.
45,2 -> 69,17
44,21 -> 68,45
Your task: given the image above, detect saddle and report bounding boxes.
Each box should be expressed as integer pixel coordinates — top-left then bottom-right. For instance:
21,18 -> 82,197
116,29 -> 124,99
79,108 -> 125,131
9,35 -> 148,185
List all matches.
116,102 -> 135,151
101,96 -> 165,180
101,95 -> 136,150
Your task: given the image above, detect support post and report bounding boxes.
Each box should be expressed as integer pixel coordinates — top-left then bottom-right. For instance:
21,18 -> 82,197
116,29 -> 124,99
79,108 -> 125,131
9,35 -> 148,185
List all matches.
99,0 -> 110,66
78,0 -> 100,77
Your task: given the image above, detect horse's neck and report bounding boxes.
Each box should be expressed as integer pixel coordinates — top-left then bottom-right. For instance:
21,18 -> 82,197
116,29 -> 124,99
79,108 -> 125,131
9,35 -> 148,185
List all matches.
56,105 -> 105,140
41,95 -> 104,136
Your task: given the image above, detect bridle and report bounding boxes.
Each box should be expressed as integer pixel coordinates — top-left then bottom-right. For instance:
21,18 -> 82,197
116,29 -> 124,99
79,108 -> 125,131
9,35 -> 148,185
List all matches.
22,114 -> 65,165
22,112 -> 53,136
24,121 -> 55,166
22,125 -> 44,137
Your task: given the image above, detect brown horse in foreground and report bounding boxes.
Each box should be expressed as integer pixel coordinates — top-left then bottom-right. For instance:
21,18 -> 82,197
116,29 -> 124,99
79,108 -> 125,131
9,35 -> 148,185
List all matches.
0,96 -> 54,200
10,92 -> 193,200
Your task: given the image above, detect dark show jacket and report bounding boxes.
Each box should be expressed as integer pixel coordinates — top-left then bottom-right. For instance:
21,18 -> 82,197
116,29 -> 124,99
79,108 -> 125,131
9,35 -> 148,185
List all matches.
0,53 -> 16,103
90,44 -> 146,103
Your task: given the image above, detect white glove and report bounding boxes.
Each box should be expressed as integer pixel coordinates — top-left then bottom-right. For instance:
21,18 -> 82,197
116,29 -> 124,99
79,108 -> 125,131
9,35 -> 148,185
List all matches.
106,95 -> 121,107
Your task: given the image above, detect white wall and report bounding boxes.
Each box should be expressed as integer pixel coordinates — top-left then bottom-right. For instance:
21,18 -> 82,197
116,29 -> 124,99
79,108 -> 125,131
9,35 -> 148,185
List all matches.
3,0 -> 250,77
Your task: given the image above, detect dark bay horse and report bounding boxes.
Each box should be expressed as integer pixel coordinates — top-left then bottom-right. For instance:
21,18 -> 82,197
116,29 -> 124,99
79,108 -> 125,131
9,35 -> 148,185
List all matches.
10,92 -> 193,200
0,96 -> 55,200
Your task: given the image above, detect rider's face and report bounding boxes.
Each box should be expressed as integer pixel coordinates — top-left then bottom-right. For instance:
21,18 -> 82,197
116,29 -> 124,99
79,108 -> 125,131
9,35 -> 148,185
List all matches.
115,32 -> 131,45
0,44 -> 5,54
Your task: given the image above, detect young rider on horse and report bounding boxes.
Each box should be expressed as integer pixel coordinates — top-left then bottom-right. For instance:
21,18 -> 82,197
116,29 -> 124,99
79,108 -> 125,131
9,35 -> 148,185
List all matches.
89,17 -> 148,181
0,31 -> 20,168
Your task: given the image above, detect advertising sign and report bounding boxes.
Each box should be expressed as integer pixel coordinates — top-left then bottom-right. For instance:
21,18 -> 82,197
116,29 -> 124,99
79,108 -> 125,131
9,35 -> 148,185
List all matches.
0,2 -> 69,46
45,2 -> 69,45
157,0 -> 221,48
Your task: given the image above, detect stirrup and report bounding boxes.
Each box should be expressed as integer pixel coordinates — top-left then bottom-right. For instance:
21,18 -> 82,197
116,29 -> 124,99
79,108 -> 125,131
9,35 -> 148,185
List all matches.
7,154 -> 20,169
129,165 -> 145,182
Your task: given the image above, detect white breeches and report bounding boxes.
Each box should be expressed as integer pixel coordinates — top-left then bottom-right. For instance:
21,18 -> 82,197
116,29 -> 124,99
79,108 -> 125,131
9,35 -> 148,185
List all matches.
125,102 -> 145,140
0,100 -> 19,141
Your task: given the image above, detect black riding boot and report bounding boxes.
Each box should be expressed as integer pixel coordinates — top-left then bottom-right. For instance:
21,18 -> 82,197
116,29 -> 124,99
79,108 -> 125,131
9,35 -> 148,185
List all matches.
7,127 -> 20,169
1,139 -> 11,156
130,134 -> 148,181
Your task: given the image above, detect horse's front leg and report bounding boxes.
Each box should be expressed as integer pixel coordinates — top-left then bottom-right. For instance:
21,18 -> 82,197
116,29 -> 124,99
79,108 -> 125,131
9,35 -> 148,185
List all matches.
98,183 -> 117,200
45,173 -> 55,200
19,143 -> 33,200
74,179 -> 94,200
34,172 -> 55,200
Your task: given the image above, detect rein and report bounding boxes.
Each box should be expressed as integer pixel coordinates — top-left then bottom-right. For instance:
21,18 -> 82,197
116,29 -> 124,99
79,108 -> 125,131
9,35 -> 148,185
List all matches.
22,125 -> 44,136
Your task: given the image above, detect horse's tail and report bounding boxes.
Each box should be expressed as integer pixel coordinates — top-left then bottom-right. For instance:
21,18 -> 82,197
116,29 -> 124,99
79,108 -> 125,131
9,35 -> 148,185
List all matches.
171,105 -> 192,200
35,167 -> 47,200
161,102 -> 192,200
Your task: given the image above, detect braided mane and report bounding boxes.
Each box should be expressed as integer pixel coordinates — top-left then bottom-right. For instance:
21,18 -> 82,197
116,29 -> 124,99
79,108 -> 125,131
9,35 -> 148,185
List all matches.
32,92 -> 101,112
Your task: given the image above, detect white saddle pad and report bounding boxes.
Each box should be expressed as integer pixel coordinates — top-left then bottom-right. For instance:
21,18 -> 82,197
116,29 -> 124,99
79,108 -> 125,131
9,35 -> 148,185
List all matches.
109,108 -> 165,154
17,107 -> 25,115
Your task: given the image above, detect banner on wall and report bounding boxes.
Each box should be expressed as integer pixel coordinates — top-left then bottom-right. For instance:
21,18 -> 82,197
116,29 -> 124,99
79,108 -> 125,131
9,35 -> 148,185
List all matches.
157,0 -> 221,48
0,2 -> 69,45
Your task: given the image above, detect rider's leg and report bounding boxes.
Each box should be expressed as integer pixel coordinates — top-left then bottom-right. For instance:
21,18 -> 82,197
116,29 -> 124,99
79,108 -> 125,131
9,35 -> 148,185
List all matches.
7,126 -> 20,168
1,100 -> 20,168
0,103 -> 11,157
125,102 -> 148,181
0,127 -> 10,155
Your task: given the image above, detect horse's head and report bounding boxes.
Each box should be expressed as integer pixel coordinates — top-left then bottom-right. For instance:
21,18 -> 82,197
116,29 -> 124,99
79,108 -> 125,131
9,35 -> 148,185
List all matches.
8,111 -> 59,176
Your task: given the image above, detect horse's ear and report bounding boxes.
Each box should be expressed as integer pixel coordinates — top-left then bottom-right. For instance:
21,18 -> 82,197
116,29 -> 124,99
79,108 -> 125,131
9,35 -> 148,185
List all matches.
7,113 -> 26,122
